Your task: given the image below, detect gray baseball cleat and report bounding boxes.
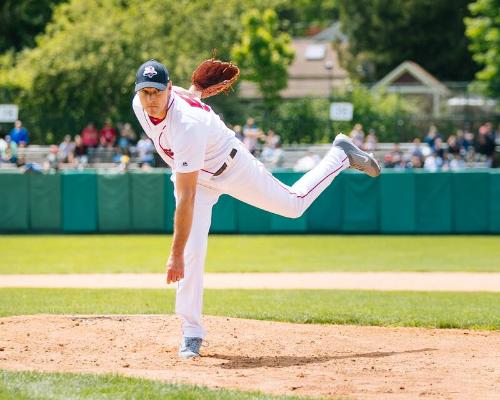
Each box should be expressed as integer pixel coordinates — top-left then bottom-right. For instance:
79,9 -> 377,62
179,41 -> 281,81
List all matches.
179,337 -> 202,358
333,133 -> 381,177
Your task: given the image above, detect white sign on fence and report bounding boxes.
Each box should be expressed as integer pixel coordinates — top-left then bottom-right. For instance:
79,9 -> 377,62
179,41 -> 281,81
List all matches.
0,104 -> 19,123
329,102 -> 353,121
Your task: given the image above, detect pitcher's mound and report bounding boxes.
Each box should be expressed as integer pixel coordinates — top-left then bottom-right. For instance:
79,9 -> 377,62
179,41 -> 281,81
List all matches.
0,315 -> 498,399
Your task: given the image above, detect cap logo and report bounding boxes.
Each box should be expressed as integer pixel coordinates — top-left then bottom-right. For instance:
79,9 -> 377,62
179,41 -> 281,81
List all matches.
143,66 -> 158,78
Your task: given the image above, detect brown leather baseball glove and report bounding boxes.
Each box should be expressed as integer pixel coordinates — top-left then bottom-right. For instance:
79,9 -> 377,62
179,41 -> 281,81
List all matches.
191,59 -> 240,99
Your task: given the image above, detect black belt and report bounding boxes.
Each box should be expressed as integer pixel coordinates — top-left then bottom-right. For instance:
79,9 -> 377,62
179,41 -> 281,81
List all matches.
213,148 -> 238,177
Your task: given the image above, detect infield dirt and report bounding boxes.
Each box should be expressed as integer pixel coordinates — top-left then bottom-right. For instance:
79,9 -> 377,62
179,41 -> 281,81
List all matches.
0,315 -> 498,399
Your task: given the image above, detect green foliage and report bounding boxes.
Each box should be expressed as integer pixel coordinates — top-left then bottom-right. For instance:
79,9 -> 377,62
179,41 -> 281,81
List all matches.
337,0 -> 478,82
273,98 -> 331,143
465,0 -> 500,97
232,8 -> 295,110
274,0 -> 339,35
0,0 -> 66,52
269,85 -> 417,143
3,0 -> 250,142
332,85 -> 418,142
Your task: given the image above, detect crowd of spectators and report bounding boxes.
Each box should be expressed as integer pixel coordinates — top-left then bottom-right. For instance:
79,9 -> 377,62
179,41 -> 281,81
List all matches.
383,123 -> 498,171
1,117 -> 498,173
229,117 -> 285,169
0,120 -> 30,167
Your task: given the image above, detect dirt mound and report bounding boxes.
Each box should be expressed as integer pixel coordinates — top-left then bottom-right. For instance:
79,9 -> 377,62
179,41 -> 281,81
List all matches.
0,315 -> 498,399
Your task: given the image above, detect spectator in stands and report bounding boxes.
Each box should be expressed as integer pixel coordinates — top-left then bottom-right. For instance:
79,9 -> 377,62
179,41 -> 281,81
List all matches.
384,143 -> 404,169
364,128 -> 378,152
243,117 -> 263,155
434,137 -> 445,160
9,120 -> 29,146
475,124 -> 495,166
293,151 -> 321,172
58,135 -> 75,163
424,151 -> 443,172
81,123 -> 99,147
423,125 -> 440,150
407,138 -> 425,164
43,145 -> 61,173
99,119 -> 117,147
136,133 -> 155,169
408,155 -> 423,169
464,129 -> 475,150
455,129 -> 471,152
0,132 -> 7,163
118,123 -> 137,150
72,134 -> 88,170
261,131 -> 284,169
349,123 -> 365,148
263,129 -> 281,149
233,125 -> 244,142
112,145 -> 131,172
265,142 -> 284,169
447,154 -> 465,171
446,135 -> 461,156
117,128 -> 131,151
1,135 -> 17,164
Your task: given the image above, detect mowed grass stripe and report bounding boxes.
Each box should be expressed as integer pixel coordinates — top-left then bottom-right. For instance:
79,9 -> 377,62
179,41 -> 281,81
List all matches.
0,288 -> 498,330
0,369 -> 316,400
1,235 -> 499,274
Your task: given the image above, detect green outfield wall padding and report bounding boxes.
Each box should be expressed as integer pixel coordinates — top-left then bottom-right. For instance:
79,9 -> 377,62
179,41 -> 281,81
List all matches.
29,174 -> 61,231
490,171 -> 500,233
1,171 -> 499,234
270,172 -> 308,232
236,201 -> 271,233
379,172 -> 416,233
307,174 -> 344,232
415,172 -> 452,233
452,171 -> 490,233
62,172 -> 97,232
211,194 -> 237,233
0,173 -> 29,231
342,172 -> 379,232
130,171 -> 166,231
164,174 -> 175,233
97,173 -> 131,232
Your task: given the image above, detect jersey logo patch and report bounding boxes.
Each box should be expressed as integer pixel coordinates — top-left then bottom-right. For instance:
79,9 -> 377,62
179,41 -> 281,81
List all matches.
162,148 -> 174,158
143,66 -> 158,78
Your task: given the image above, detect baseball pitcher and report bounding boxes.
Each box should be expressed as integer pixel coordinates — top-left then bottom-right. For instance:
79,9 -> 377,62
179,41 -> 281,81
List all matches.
132,59 -> 380,358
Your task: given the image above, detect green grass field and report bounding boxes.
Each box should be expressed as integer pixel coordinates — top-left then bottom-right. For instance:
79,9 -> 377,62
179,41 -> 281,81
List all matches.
1,235 -> 499,274
1,288 -> 498,329
0,370 -> 316,400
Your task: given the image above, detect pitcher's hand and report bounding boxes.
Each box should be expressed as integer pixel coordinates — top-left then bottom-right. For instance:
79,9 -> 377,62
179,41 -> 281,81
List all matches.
166,253 -> 184,284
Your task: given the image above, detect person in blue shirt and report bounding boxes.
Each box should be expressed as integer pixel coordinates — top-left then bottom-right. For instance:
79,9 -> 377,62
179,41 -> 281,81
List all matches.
9,120 -> 29,146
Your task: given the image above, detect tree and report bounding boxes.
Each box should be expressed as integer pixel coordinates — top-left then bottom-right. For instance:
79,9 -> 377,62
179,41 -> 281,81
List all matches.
2,0 -> 255,142
0,0 -> 66,52
465,0 -> 500,97
232,8 -> 295,111
337,0 -> 479,82
274,0 -> 339,36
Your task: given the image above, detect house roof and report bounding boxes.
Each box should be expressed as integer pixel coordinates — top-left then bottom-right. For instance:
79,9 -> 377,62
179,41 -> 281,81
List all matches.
372,61 -> 449,94
311,21 -> 348,43
238,38 -> 349,99
288,38 -> 347,79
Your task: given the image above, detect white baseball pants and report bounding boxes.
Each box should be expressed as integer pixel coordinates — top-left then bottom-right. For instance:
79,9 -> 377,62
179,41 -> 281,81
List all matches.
175,142 -> 349,338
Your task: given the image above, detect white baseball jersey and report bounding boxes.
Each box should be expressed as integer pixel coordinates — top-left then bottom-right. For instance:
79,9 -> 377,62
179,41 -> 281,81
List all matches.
133,86 -> 350,341
132,90 -> 238,180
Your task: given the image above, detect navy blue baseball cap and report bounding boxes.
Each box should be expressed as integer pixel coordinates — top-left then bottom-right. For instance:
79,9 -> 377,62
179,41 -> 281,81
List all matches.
135,59 -> 170,92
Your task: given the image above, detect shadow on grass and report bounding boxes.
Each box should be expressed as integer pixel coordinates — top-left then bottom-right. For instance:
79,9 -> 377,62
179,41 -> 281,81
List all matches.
207,348 -> 436,369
